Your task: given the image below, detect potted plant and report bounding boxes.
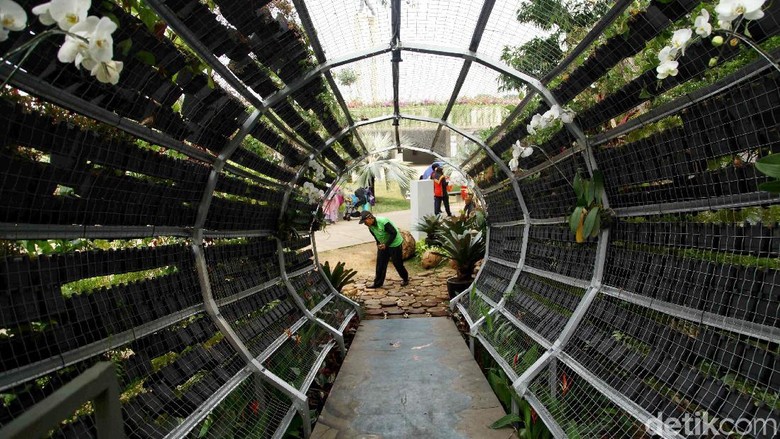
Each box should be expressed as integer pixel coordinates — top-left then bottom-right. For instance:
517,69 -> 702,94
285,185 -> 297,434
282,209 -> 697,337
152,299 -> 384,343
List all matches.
414,214 -> 443,246
434,223 -> 486,299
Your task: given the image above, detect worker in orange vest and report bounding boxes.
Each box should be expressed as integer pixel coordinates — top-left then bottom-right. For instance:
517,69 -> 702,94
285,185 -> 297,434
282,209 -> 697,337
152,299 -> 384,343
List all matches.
431,164 -> 452,217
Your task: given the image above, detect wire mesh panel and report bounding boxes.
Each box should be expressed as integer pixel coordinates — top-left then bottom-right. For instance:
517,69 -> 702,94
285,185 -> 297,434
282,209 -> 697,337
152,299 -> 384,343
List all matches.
519,154 -> 587,220
0,97 -> 210,227
605,214 -> 779,330
458,288 -> 494,325
594,69 -> 780,211
283,234 -> 315,277
218,284 -> 304,359
479,313 -> 545,379
185,375 -> 295,439
205,238 -> 281,302
505,272 -> 584,343
487,224 -> 524,263
315,297 -> 355,331
475,259 -> 515,304
289,268 -> 330,312
564,290 -> 780,438
263,321 -> 331,391
528,361 -> 652,438
0,239 -> 200,375
483,184 -> 523,224
524,224 -> 596,281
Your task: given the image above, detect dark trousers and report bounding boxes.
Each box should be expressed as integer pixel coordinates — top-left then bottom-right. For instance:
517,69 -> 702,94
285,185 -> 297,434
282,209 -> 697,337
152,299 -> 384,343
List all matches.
374,245 -> 409,286
434,195 -> 452,216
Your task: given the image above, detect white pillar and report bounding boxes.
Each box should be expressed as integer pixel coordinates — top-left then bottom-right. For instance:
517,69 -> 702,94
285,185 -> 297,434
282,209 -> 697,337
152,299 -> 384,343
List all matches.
410,179 -> 435,240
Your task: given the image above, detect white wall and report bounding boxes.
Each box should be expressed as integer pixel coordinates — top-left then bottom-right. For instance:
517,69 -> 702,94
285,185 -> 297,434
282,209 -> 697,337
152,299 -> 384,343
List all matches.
410,179 -> 434,240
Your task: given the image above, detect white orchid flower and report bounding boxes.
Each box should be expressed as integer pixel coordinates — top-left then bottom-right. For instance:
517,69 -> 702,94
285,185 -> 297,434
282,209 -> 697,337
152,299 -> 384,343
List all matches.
717,19 -> 732,30
39,0 -> 91,31
671,28 -> 692,55
31,2 -> 55,25
83,58 -> 123,84
541,105 -> 561,125
716,0 -> 765,22
656,60 -> 679,79
508,157 -> 519,172
511,140 -> 522,158
560,108 -> 575,124
57,14 -> 96,65
658,46 -> 678,63
0,0 -> 27,41
87,16 -> 117,62
694,9 -> 712,37
527,113 -> 543,135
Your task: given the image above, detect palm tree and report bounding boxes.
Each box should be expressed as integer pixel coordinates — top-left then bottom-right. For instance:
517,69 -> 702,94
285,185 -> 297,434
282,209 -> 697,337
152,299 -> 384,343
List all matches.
351,133 -> 418,195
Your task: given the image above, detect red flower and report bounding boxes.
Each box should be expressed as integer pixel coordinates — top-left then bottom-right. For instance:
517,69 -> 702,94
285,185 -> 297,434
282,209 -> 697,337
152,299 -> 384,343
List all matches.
531,407 -> 538,424
560,372 -> 572,396
250,400 -> 259,415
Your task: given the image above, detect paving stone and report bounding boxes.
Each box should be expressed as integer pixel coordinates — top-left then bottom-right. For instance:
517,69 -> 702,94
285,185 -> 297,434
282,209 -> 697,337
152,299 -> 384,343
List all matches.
385,307 -> 404,315
428,307 -> 449,317
380,298 -> 398,306
422,300 -> 439,308
411,302 -> 423,308
365,303 -> 381,309
365,309 -> 384,316
407,308 -> 426,314
387,291 -> 405,297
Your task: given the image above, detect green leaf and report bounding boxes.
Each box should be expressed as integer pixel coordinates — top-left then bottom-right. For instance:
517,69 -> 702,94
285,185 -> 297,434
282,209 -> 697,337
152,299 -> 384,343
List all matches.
638,87 -> 653,99
756,154 -> 780,179
585,179 -> 596,205
573,172 -> 584,198
135,50 -> 156,66
758,180 -> 780,193
487,370 -> 511,407
117,38 -> 132,57
583,207 -> 600,238
593,170 -> 604,204
490,413 -> 523,429
137,7 -> 158,31
569,207 -> 582,234
590,212 -> 601,238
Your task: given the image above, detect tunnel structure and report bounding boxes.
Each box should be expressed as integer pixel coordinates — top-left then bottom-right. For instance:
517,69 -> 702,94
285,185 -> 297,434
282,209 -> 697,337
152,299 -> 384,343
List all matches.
0,0 -> 779,437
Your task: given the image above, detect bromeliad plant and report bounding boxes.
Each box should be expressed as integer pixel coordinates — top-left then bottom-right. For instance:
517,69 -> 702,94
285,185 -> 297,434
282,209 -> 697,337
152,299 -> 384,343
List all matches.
320,261 -> 357,293
568,170 -> 612,243
413,214 -> 443,246
434,226 -> 485,281
0,0 -> 123,84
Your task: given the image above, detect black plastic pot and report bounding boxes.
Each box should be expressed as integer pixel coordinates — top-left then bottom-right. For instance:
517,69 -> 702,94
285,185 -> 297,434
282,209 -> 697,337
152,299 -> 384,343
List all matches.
446,277 -> 472,300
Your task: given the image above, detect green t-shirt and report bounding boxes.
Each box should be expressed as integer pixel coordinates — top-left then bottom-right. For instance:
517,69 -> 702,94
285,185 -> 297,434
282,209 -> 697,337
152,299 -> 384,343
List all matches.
369,216 -> 404,248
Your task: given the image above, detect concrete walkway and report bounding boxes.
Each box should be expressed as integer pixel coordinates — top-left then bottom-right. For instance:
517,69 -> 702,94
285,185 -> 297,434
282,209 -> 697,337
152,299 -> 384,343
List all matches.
312,318 -> 513,439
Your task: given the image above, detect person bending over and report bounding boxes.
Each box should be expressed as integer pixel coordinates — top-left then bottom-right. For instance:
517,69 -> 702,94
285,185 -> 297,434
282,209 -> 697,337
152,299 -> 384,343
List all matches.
359,211 -> 409,289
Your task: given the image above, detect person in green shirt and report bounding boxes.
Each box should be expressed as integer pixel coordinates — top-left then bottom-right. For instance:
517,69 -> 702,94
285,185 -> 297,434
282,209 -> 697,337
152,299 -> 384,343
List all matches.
359,211 -> 409,289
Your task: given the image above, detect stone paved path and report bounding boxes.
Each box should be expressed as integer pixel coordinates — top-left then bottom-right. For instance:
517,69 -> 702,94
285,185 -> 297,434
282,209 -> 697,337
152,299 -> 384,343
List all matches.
342,270 -> 457,319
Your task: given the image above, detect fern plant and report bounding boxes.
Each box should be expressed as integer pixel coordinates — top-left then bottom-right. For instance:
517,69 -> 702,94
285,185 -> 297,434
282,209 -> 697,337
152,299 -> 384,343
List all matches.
321,261 -> 357,293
